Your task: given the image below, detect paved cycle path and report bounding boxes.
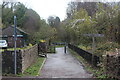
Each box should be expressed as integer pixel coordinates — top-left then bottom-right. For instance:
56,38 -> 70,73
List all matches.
39,47 -> 92,78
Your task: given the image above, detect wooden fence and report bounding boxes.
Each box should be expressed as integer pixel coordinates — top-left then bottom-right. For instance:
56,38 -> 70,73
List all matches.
68,44 -> 100,67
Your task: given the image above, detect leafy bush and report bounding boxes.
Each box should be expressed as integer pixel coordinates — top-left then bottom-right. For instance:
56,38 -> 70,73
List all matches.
29,43 -> 33,47
47,45 -> 55,53
97,42 -> 120,51
94,42 -> 120,56
78,45 -> 92,50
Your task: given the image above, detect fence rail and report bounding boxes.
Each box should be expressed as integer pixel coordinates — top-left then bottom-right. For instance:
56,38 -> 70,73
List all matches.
68,44 -> 100,67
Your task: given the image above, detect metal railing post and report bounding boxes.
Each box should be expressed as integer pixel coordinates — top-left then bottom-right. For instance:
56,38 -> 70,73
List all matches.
14,16 -> 17,74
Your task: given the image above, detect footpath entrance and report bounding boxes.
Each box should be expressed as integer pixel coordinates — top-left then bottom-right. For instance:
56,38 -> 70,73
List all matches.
39,47 -> 92,78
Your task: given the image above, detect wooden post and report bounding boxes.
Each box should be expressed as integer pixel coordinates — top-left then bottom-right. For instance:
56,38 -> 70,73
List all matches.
92,36 -> 95,66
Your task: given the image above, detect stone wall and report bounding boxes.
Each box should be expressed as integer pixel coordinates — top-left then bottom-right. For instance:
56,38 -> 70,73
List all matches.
2,44 -> 38,74
104,50 -> 120,79
21,44 -> 38,73
2,50 -> 22,74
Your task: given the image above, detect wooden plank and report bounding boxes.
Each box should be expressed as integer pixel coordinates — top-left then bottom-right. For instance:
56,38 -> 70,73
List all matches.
82,34 -> 104,37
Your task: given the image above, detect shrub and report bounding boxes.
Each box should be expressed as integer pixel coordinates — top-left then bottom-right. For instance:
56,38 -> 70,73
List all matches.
29,43 -> 33,47
94,42 -> 120,56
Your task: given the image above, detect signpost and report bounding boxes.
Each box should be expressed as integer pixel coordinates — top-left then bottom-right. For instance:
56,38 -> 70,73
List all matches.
82,34 -> 104,52
71,19 -> 104,65
82,33 -> 104,65
14,16 -> 17,74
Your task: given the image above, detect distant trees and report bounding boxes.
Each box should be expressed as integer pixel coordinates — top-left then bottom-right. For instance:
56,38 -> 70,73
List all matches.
77,2 -> 97,16
23,9 -> 41,33
2,1 -> 120,45
63,1 -> 120,45
47,16 -> 60,28
94,2 -> 119,43
30,19 -> 57,44
47,16 -> 67,42
13,3 -> 27,27
2,3 -> 15,26
2,2 -> 56,44
66,2 -> 77,19
2,2 -> 25,27
66,2 -> 108,18
2,2 -> 41,33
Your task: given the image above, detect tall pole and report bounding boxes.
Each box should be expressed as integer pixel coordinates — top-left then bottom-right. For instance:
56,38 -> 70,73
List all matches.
92,36 -> 95,66
92,36 -> 95,53
14,16 -> 17,74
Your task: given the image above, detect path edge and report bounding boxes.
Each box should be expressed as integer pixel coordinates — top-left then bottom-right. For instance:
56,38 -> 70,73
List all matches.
37,57 -> 47,76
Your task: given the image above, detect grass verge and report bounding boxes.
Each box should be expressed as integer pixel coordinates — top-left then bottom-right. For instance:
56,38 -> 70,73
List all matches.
18,57 -> 45,76
68,48 -> 108,78
47,46 -> 56,53
55,45 -> 64,48
78,45 -> 92,51
0,45 -> 33,52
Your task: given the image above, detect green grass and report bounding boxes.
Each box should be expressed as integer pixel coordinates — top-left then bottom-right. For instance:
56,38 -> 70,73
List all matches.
55,45 -> 64,48
78,45 -> 92,51
0,45 -> 33,52
47,46 -> 56,53
18,57 -> 45,76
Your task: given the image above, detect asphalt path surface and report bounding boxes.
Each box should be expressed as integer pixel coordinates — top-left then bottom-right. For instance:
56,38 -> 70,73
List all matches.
39,47 -> 92,78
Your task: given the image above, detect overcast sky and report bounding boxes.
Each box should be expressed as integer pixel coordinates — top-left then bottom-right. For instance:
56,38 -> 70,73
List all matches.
17,0 -> 72,21
2,0 -> 120,21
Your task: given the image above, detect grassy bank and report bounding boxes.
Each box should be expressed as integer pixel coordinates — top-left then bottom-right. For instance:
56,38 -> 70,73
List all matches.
18,57 -> 45,76
55,45 -> 64,48
47,45 -> 56,53
68,48 -> 107,78
78,45 -> 91,51
0,45 -> 33,52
